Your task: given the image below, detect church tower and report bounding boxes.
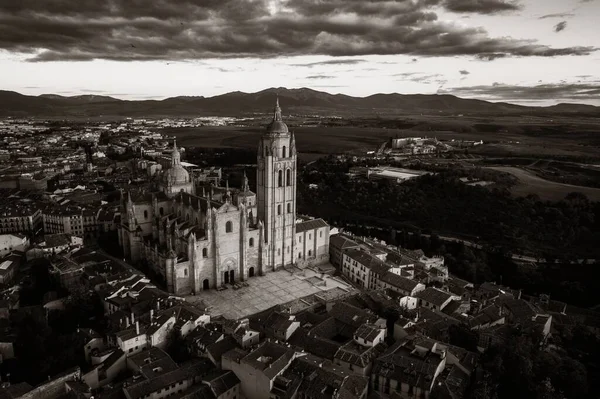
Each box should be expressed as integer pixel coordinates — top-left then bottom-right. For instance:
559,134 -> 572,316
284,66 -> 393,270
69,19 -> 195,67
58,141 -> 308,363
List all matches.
257,98 -> 297,270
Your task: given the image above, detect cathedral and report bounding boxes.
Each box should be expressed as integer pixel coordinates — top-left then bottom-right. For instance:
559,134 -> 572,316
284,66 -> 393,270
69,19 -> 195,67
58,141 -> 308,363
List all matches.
118,99 -> 330,295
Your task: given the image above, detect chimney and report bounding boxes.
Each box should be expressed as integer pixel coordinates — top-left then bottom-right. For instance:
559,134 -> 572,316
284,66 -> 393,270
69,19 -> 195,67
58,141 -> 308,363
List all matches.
136,321 -> 140,335
131,312 -> 135,324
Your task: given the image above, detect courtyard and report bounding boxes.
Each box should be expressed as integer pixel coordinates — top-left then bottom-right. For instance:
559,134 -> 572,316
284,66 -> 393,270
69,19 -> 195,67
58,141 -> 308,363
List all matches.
185,266 -> 353,320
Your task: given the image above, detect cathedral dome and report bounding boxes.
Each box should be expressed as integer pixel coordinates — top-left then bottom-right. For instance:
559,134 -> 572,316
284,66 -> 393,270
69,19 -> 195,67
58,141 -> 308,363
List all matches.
266,97 -> 289,135
163,165 -> 189,185
162,140 -> 190,185
266,120 -> 289,134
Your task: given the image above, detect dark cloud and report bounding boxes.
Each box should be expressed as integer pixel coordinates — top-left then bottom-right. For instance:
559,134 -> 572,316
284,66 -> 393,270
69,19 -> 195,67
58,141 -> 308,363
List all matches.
393,72 -> 445,84
444,0 -> 521,14
554,21 -> 567,32
539,12 -> 575,19
459,69 -> 470,75
0,0 -> 594,62
290,59 -> 366,67
476,53 -> 508,61
305,75 -> 335,79
440,82 -> 600,101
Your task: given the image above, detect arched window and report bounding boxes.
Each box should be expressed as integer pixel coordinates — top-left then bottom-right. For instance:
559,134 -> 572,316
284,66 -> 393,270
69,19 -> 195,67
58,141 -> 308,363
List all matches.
277,205 -> 282,215
144,210 -> 148,219
226,221 -> 233,233
184,269 -> 188,277
249,237 -> 254,247
286,169 -> 291,186
287,203 -> 291,213
308,249 -> 312,257
282,146 -> 286,158
202,248 -> 208,258
278,170 -> 283,187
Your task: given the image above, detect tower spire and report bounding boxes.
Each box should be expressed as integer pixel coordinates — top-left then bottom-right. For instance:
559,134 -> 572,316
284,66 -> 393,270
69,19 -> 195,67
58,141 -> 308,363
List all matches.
242,171 -> 249,192
171,139 -> 181,166
273,95 -> 282,122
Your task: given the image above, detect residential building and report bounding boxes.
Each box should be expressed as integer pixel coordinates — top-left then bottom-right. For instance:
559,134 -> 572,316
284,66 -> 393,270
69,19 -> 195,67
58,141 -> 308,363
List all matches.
0,233 -> 29,257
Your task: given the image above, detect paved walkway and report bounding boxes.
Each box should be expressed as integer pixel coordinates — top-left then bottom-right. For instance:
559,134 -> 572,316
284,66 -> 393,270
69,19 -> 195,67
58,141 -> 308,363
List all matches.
185,266 -> 352,320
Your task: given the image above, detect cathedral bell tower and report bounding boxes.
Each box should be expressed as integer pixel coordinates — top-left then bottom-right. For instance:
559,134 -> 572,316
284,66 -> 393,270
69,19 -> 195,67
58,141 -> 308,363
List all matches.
257,97 -> 297,270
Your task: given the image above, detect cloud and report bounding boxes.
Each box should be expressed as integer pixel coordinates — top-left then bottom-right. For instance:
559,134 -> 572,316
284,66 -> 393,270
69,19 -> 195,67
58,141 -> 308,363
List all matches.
539,13 -> 575,19
0,0 -> 593,62
554,21 -> 567,32
393,72 -> 445,84
444,0 -> 521,14
305,75 -> 335,79
476,53 -> 508,61
290,59 -> 366,67
459,69 -> 470,75
440,82 -> 600,102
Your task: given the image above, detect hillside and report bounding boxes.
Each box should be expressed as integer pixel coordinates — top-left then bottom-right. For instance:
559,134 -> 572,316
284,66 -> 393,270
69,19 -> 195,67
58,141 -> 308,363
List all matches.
0,87 -> 598,118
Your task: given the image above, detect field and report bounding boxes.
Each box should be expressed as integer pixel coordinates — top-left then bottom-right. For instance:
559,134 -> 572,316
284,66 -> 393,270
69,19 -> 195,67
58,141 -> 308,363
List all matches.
169,114 -> 600,157
487,166 -> 600,201
168,114 -> 600,200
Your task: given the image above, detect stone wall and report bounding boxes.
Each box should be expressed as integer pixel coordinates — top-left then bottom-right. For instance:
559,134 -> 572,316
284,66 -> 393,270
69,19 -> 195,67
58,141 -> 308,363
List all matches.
21,368 -> 80,399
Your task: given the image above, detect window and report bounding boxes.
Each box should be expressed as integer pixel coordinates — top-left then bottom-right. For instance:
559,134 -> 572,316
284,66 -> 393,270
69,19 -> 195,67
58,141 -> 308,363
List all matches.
184,269 -> 188,277
226,221 -> 233,233
309,233 -> 312,239
144,210 -> 148,219
298,253 -> 302,259
319,231 -> 322,238
278,248 -> 281,255
308,249 -> 312,256
286,169 -> 291,186
249,237 -> 254,247
277,205 -> 281,215
202,248 -> 208,258
298,236 -> 302,243
287,203 -> 291,213
278,170 -> 283,187
282,146 -> 286,158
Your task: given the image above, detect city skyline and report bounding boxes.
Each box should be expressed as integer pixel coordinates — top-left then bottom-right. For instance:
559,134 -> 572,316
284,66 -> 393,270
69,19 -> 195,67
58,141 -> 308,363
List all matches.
0,0 -> 599,106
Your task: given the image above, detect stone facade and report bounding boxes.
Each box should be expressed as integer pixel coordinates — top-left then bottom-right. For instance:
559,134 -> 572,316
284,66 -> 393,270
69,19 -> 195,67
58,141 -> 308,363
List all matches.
119,100 -> 330,295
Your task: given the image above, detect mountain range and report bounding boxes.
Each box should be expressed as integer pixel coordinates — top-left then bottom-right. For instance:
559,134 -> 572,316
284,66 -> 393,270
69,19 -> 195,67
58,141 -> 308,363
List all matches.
0,87 -> 598,118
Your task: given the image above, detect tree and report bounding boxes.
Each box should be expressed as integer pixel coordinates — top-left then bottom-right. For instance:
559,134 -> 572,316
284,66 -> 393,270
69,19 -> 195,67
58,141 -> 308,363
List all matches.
165,329 -> 191,363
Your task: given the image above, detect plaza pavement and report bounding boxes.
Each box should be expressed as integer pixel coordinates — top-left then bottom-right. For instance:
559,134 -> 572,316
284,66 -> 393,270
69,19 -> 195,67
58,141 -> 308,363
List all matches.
185,266 -> 353,320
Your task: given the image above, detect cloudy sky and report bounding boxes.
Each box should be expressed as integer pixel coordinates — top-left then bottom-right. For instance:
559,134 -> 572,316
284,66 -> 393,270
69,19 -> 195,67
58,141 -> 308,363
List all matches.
0,0 -> 598,105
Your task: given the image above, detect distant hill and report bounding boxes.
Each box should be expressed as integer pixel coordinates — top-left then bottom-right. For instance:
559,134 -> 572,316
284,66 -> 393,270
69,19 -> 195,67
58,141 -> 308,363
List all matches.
0,87 -> 598,118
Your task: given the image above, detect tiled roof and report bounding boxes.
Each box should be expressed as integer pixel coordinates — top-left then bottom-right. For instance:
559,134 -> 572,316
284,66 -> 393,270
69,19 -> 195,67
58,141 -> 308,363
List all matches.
296,218 -> 328,233
379,272 -> 421,293
329,234 -> 359,250
203,370 -> 240,396
242,341 -> 296,380
334,341 -> 387,368
329,302 -> 375,329
415,288 -> 455,307
354,323 -> 383,342
124,358 -> 215,399
207,336 -> 238,363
